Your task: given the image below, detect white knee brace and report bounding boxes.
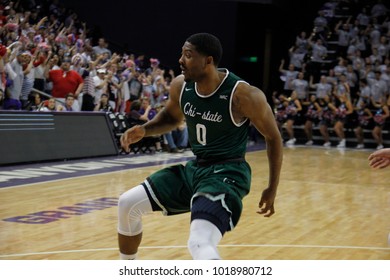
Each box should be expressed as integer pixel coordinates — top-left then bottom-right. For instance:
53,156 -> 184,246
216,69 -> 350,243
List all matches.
187,219 -> 223,260
117,185 -> 153,236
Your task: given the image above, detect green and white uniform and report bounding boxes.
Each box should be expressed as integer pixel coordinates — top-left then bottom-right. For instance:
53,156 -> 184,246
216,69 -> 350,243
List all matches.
144,69 -> 252,230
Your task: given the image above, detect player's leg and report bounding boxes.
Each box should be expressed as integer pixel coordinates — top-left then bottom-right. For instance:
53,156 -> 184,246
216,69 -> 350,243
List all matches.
118,164 -> 190,260
117,185 -> 154,260
187,160 -> 251,260
117,233 -> 142,260
187,196 -> 230,260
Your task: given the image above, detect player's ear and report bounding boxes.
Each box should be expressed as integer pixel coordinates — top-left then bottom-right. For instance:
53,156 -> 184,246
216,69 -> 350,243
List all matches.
206,56 -> 213,65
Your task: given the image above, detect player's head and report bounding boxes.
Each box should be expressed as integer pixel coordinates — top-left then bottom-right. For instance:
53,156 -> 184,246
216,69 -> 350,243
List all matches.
179,33 -> 223,82
186,33 -> 222,66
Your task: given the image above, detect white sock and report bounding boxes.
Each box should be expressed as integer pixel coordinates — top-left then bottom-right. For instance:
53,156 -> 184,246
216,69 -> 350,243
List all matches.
120,252 -> 138,260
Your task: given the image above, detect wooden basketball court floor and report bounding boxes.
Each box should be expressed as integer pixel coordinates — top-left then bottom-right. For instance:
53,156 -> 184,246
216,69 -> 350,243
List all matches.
0,145 -> 389,260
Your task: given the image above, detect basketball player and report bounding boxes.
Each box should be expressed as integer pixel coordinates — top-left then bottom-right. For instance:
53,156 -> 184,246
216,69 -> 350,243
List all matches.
368,148 -> 390,246
118,33 -> 283,260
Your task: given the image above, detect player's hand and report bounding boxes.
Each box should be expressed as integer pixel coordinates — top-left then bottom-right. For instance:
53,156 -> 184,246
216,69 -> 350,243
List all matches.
368,149 -> 390,169
257,188 -> 276,217
120,125 -> 145,153
368,156 -> 390,169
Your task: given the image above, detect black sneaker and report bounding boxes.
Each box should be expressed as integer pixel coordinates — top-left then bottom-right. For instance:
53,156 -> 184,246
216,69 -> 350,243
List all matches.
171,148 -> 184,153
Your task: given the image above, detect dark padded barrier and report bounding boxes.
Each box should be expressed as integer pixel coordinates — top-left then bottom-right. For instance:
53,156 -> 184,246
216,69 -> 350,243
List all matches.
0,111 -> 118,165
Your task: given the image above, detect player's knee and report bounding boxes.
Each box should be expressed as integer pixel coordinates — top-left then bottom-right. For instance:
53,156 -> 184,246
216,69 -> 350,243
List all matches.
118,191 -> 134,218
117,186 -> 153,236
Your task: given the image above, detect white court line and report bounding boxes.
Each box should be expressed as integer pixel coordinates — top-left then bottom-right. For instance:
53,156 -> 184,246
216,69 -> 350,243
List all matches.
0,244 -> 389,258
0,158 -> 193,190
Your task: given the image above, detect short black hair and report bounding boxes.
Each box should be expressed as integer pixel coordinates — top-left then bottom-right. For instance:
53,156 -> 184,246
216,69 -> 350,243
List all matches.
186,33 -> 223,66
65,93 -> 75,99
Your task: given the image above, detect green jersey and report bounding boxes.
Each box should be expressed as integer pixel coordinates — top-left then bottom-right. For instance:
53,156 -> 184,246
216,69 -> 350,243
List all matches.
180,69 -> 250,160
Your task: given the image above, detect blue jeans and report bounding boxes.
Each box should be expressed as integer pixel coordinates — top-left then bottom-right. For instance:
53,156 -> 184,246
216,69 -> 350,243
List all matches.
164,127 -> 188,149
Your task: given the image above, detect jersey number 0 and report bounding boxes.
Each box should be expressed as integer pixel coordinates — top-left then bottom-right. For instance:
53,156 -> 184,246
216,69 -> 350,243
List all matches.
196,123 -> 207,146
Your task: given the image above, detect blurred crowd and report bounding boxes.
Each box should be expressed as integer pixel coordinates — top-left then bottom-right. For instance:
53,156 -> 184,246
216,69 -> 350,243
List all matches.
273,0 -> 390,149
1,0 -> 389,151
0,0 -> 188,153
0,0 -> 176,114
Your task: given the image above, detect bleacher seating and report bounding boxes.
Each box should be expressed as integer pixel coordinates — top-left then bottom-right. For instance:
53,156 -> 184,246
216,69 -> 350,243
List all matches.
277,0 -> 390,149
106,112 -> 158,154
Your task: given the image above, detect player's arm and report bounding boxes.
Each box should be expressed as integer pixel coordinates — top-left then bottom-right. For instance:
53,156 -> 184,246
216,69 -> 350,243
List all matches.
142,75 -> 185,136
234,83 -> 283,217
120,75 -> 185,152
